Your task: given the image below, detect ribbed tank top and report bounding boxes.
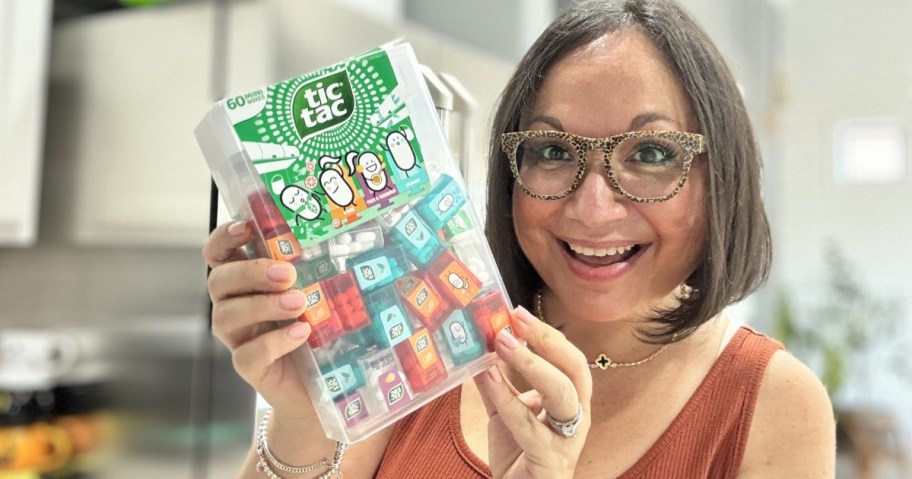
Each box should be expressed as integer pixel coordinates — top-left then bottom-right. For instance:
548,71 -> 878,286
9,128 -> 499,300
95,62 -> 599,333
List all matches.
375,326 -> 782,478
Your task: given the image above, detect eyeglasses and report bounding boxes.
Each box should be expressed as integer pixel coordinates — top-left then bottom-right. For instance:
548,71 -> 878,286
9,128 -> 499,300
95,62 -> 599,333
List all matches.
500,130 -> 707,203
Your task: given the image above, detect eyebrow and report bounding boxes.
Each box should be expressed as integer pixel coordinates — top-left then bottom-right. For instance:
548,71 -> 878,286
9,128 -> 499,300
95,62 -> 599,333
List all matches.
525,112 -> 681,133
629,112 -> 680,130
526,115 -> 564,130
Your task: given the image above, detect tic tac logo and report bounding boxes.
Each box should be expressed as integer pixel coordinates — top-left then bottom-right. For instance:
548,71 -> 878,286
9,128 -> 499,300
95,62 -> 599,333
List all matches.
345,398 -> 362,419
387,384 -> 404,405
416,288 -> 429,307
404,218 -> 418,236
277,239 -> 296,256
389,323 -> 404,340
415,334 -> 429,353
292,69 -> 355,141
306,290 -> 322,307
360,265 -> 376,281
315,261 -> 332,277
325,376 -> 341,394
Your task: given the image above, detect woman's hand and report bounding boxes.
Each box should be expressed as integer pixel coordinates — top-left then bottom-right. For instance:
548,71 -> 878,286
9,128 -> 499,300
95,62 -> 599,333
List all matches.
203,221 -> 315,418
473,306 -> 593,479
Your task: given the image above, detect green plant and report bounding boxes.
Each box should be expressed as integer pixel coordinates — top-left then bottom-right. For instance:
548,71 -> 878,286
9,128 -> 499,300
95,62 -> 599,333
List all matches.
772,243 -> 905,403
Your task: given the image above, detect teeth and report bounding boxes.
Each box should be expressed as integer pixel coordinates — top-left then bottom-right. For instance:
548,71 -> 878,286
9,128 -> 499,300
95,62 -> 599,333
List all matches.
567,243 -> 634,257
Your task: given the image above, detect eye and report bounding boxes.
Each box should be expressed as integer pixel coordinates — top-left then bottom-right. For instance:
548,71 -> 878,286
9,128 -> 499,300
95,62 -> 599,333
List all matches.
539,144 -> 573,161
519,137 -> 576,167
629,141 -> 678,165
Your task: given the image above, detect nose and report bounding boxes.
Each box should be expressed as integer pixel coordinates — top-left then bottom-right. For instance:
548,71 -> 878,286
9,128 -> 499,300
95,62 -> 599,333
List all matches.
562,154 -> 628,223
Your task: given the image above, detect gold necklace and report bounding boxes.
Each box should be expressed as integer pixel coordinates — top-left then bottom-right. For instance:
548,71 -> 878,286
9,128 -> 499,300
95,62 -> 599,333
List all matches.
533,289 -> 670,370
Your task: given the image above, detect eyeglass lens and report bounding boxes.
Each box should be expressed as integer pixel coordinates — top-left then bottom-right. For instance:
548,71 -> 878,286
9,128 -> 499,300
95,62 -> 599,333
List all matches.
515,134 -> 689,199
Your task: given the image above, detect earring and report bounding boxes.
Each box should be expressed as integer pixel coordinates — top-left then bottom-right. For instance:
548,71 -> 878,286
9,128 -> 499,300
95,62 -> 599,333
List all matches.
679,283 -> 693,300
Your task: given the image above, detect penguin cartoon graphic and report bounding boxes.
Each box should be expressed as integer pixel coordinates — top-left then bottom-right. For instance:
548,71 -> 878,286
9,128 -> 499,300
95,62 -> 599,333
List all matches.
386,129 -> 419,176
345,150 -> 398,209
447,272 -> 469,290
318,155 -> 364,226
448,321 -> 468,347
280,184 -> 324,225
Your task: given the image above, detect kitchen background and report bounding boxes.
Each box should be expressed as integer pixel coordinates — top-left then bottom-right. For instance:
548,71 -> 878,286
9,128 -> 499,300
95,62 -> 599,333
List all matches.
1,0 -> 910,477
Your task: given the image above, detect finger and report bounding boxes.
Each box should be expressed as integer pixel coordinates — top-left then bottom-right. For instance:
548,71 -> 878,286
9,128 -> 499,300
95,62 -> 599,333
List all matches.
511,306 -> 593,405
208,258 -> 298,303
473,364 -> 511,418
474,365 -> 554,452
232,321 -> 312,384
493,322 -> 585,424
211,288 -> 308,349
203,221 -> 252,268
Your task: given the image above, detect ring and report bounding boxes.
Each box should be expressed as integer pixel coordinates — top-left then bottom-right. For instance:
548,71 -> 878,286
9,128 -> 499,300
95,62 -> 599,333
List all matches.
545,403 -> 583,438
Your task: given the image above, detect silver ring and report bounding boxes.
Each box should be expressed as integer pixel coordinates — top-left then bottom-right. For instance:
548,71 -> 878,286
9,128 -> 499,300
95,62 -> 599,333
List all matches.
545,403 -> 583,438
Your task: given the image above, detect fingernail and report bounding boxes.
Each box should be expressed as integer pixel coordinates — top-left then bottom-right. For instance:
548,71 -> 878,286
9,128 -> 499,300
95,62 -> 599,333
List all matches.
228,221 -> 247,236
515,305 -> 536,325
279,291 -> 306,310
486,366 -> 503,383
497,329 -> 520,350
267,263 -> 296,282
288,321 -> 311,339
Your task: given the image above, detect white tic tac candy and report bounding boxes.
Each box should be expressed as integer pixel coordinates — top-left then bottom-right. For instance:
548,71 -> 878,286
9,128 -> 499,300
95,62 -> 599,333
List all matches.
300,244 -> 323,260
467,258 -> 491,283
355,231 -> 377,244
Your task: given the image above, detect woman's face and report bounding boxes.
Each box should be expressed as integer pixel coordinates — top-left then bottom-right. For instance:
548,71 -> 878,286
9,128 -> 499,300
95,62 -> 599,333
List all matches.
513,29 -> 708,323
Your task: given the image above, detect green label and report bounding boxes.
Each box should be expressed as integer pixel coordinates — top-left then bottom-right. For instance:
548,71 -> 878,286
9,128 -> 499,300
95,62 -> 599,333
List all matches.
228,48 -> 431,247
292,69 -> 355,142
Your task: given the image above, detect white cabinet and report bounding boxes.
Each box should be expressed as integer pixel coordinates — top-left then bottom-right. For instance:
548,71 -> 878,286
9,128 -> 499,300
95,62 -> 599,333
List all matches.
0,0 -> 52,246
46,2 -> 269,246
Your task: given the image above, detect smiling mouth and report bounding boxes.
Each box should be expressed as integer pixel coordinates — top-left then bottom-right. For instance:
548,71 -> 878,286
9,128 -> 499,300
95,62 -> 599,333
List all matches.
564,242 -> 641,266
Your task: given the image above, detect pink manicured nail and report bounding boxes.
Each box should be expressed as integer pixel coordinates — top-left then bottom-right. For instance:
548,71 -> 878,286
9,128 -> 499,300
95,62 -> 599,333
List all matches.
227,221 -> 247,236
267,263 -> 296,282
288,321 -> 311,339
279,291 -> 306,310
515,305 -> 536,325
497,329 -> 520,350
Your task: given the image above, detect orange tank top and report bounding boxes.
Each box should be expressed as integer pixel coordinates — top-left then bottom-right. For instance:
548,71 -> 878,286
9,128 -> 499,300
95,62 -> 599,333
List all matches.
375,326 -> 782,478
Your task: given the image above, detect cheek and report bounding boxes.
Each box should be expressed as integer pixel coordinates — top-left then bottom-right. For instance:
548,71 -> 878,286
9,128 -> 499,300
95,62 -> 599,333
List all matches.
512,193 -> 538,243
512,193 -> 538,259
512,193 -> 560,259
668,170 -> 709,265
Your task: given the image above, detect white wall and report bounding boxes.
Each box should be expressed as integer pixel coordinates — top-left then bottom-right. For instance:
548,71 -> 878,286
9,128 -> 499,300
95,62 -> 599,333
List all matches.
773,0 -> 912,447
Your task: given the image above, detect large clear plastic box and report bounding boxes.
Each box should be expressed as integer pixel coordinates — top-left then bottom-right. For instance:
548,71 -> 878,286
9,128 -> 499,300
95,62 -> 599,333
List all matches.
194,42 -> 514,443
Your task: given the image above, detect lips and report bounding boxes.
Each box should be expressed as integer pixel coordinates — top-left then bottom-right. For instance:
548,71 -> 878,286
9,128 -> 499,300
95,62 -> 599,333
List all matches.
564,242 -> 640,267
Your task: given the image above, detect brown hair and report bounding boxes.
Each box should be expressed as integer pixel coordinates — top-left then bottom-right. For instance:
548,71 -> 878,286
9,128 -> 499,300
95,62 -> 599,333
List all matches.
484,0 -> 771,342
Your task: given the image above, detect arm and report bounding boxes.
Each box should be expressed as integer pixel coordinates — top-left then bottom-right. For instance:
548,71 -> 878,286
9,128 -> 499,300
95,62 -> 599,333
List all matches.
234,413 -> 395,479
204,221 -> 394,479
738,350 -> 837,478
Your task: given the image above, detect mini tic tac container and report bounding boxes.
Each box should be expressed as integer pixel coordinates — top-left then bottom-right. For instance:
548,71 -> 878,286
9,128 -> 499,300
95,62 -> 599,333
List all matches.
195,41 -> 514,443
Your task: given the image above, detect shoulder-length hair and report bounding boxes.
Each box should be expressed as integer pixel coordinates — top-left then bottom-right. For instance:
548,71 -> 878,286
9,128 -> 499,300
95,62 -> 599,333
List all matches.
483,0 -> 771,342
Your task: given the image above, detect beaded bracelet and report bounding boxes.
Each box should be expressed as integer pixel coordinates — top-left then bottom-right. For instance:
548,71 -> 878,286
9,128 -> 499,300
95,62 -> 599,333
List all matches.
256,408 -> 349,479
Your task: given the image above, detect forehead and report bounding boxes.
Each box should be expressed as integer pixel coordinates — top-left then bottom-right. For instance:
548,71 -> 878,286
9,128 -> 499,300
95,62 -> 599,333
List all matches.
526,29 -> 696,135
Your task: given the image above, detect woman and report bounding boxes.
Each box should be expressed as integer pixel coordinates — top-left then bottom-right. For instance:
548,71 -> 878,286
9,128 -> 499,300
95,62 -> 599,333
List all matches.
204,1 -> 836,477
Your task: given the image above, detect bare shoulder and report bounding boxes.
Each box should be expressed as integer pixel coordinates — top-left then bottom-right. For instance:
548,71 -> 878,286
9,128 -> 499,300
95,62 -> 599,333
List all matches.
739,349 -> 836,478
